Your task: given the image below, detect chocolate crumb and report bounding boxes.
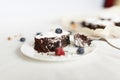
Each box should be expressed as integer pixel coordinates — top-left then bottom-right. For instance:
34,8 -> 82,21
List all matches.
7,37 -> 12,40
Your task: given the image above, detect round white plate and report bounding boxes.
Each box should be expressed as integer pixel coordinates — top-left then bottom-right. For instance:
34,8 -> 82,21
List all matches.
20,42 -> 96,61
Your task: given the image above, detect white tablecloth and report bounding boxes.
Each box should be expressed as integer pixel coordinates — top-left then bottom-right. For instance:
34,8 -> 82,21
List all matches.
0,31 -> 120,80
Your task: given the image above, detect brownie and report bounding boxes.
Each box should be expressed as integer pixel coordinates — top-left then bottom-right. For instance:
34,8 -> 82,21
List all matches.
81,21 -> 105,30
98,16 -> 120,27
114,22 -> 120,26
34,32 -> 70,53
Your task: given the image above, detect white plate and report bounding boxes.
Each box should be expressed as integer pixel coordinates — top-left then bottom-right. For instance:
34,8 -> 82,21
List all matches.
20,42 -> 96,61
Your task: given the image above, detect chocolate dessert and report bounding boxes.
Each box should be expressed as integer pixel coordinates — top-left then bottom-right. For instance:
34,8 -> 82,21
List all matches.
34,28 -> 70,53
114,22 -> 120,26
111,18 -> 120,27
74,33 -> 92,47
81,21 -> 105,30
98,15 -> 120,27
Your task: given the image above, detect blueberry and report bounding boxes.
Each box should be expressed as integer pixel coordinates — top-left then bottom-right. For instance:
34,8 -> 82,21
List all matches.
20,37 -> 26,42
77,47 -> 84,54
36,32 -> 42,36
55,28 -> 62,34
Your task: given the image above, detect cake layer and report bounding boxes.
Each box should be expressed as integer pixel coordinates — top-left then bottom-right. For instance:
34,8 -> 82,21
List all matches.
34,31 -> 70,53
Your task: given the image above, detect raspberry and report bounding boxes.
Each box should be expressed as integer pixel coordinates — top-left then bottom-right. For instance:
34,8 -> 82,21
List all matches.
55,47 -> 65,56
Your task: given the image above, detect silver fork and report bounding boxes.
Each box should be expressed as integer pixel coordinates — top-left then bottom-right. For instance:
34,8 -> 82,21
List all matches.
96,38 -> 120,50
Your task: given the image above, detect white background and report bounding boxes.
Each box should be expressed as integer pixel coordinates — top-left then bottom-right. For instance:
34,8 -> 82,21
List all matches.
0,0 -> 104,35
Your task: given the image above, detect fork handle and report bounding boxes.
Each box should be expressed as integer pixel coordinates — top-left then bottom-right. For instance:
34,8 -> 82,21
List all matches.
99,38 -> 120,50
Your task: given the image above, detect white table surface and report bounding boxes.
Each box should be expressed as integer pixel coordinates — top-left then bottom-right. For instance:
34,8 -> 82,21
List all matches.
1,0 -> 120,80
0,16 -> 120,80
0,35 -> 120,80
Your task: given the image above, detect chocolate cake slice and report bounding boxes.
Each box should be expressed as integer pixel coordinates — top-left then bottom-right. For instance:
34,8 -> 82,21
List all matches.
80,18 -> 111,30
81,21 -> 105,30
34,28 -> 70,53
74,33 -> 92,47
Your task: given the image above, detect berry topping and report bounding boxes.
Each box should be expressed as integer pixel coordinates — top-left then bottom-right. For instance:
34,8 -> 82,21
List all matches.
55,28 -> 62,34
77,47 -> 84,54
55,47 -> 65,56
36,32 -> 42,36
20,37 -> 26,42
